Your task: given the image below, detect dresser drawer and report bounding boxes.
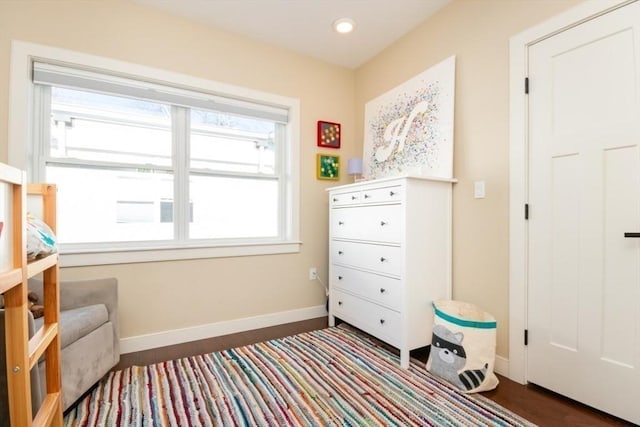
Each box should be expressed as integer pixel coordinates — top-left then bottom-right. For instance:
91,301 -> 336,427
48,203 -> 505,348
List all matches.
331,204 -> 402,243
330,190 -> 361,207
332,241 -> 402,276
331,289 -> 401,347
331,265 -> 401,311
330,185 -> 403,207
360,185 -> 402,204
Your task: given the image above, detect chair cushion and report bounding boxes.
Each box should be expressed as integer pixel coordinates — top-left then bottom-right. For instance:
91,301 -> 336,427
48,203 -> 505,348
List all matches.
34,304 -> 108,350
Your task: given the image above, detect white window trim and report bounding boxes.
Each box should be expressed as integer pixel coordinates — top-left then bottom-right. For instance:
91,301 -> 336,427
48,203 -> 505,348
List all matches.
9,40 -> 301,266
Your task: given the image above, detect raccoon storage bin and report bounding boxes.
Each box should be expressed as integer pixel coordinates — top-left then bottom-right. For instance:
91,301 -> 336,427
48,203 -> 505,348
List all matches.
426,300 -> 499,393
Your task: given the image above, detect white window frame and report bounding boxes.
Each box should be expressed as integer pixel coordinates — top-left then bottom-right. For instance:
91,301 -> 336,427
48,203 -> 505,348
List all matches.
9,41 -> 301,267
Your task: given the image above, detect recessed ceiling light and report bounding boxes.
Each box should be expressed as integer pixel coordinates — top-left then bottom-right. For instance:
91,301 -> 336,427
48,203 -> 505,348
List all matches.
333,18 -> 355,34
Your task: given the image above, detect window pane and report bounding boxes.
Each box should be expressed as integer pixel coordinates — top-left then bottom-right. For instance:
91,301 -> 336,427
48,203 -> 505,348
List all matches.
189,175 -> 278,239
190,109 -> 275,174
32,66 -> 294,254
48,166 -> 173,243
50,87 -> 172,166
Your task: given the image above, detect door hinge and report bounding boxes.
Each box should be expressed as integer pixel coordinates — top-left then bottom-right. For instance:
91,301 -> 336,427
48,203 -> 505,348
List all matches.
524,329 -> 529,346
525,203 -> 529,220
524,77 -> 529,94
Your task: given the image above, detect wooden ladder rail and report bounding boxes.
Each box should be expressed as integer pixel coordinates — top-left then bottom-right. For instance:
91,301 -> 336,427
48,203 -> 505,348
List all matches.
1,164 -> 62,427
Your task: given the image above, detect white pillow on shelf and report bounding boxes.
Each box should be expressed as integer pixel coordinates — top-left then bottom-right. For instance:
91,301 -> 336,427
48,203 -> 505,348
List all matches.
26,212 -> 57,261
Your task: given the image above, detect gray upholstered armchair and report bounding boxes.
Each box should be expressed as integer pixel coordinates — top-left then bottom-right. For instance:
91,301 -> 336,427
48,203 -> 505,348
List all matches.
0,277 -> 119,424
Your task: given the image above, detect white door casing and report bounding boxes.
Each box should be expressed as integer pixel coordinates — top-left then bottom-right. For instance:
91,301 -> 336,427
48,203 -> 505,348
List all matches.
526,2 -> 640,423
510,0 -> 633,382
509,0 -> 639,423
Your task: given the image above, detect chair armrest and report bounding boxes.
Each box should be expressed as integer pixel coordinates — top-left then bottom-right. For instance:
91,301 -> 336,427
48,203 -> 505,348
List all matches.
28,277 -> 120,359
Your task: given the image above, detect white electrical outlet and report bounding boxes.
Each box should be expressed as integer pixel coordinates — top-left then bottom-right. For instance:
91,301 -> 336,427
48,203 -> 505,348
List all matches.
309,267 -> 318,280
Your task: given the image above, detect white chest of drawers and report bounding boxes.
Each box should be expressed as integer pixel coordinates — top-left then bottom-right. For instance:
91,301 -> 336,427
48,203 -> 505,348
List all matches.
327,176 -> 453,368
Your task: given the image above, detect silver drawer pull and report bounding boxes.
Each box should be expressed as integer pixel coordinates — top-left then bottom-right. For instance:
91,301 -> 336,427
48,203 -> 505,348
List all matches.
379,319 -> 385,325
338,221 -> 344,225
351,195 -> 357,200
380,257 -> 387,262
380,288 -> 386,293
338,250 -> 343,255
380,221 -> 387,226
364,194 -> 370,199
389,191 -> 396,196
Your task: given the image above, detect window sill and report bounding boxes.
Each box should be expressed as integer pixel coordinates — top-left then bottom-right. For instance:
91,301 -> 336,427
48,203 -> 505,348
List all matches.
59,241 -> 302,267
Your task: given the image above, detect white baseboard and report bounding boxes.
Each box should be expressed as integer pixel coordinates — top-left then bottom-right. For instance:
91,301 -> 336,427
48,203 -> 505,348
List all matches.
120,305 -> 327,354
121,309 -> 513,378
494,355 -> 509,377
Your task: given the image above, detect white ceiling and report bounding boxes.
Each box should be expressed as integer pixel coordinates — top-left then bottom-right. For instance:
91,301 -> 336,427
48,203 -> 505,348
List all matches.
129,0 -> 451,69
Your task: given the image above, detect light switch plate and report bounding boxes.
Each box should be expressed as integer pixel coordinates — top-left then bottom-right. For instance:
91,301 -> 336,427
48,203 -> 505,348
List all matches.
474,181 -> 486,199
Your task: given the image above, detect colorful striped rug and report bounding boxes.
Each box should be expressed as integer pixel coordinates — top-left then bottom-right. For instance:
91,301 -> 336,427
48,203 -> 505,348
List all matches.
64,326 -> 535,426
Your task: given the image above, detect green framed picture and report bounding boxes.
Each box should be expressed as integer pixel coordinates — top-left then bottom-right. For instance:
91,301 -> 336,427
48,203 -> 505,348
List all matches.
316,154 -> 340,180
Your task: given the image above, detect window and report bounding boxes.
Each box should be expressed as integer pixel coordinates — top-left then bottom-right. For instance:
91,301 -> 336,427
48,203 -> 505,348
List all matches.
44,87 -> 175,244
21,53 -> 300,265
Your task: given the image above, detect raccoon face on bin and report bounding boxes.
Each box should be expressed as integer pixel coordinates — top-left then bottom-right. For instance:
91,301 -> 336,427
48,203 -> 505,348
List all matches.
430,324 -> 467,385
429,324 -> 488,391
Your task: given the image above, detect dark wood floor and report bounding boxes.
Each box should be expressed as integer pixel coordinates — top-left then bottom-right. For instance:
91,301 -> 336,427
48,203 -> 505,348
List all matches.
116,317 -> 634,427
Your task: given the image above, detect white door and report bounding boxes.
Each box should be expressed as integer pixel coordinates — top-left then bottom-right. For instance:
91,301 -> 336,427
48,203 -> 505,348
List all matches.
527,2 -> 640,424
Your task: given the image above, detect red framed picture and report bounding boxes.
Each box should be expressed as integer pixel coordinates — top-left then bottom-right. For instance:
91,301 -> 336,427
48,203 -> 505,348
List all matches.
317,120 -> 341,149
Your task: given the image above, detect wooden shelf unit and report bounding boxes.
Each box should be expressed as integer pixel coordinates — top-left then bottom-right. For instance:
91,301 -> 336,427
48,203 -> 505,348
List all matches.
1,164 -> 62,427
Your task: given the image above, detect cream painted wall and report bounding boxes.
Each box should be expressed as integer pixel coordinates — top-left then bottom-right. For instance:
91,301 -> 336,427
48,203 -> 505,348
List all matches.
355,0 -> 581,358
0,1 -> 358,338
0,0 -> 587,360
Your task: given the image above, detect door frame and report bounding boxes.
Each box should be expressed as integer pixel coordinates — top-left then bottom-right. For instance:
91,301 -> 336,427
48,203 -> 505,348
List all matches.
508,0 -> 633,384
